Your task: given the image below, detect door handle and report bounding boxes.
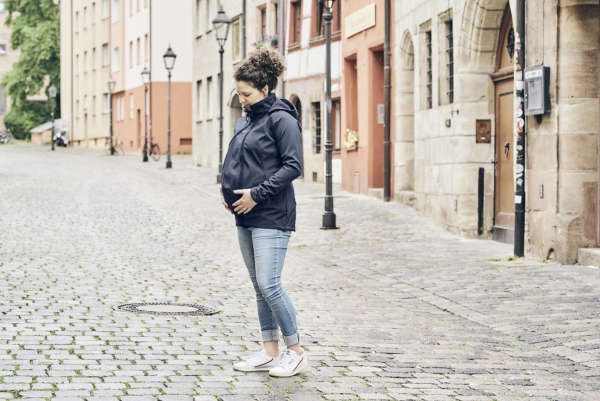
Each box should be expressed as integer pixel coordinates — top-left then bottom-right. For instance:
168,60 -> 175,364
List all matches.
504,141 -> 510,158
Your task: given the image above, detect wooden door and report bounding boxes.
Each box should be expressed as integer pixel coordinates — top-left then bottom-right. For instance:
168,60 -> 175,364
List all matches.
495,78 -> 514,228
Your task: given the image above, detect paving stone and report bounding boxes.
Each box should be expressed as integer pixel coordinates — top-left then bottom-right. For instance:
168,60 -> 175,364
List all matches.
2,146 -> 600,401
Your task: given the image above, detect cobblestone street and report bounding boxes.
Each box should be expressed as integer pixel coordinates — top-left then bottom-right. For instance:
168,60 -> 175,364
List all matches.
2,144 -> 600,401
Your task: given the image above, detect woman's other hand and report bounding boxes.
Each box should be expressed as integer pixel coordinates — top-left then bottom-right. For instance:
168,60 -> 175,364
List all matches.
233,189 -> 257,214
220,188 -> 233,214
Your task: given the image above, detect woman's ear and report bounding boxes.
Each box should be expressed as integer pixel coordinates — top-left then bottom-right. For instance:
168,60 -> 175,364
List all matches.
261,86 -> 269,97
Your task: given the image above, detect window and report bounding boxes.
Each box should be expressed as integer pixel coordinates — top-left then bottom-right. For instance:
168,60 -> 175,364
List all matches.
259,6 -> 266,42
0,44 -> 6,56
274,3 -> 279,38
92,95 -> 97,115
76,54 -> 80,75
129,41 -> 133,68
136,37 -> 140,65
130,0 -> 134,16
333,99 -> 341,151
120,96 -> 125,121
103,0 -> 109,19
130,94 -> 134,119
92,47 -> 97,70
103,43 -> 110,66
312,102 -> 321,154
205,0 -> 213,33
136,0 -> 140,12
0,2 -> 5,13
83,6 -> 88,28
112,0 -> 120,22
420,26 -> 433,110
289,1 -> 301,46
311,0 -> 340,40
144,0 -> 148,8
232,18 -> 240,60
196,80 -> 202,120
92,2 -> 96,24
113,46 -> 120,71
103,93 -> 110,113
83,51 -> 88,73
445,19 -> 454,104
144,34 -> 149,62
83,95 -> 88,113
76,100 -> 80,118
206,76 -> 213,118
75,11 -> 79,32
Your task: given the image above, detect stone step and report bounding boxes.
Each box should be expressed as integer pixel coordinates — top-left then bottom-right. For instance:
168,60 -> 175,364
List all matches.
578,248 -> 600,267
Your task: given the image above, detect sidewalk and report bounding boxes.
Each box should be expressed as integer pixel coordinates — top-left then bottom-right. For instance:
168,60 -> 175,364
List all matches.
1,144 -> 599,401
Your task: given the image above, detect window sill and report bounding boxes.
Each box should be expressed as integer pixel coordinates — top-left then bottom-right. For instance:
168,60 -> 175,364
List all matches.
195,119 -> 204,123
288,42 -> 301,53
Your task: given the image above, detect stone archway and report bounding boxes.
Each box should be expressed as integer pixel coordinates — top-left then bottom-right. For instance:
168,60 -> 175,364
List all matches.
396,30 -> 415,201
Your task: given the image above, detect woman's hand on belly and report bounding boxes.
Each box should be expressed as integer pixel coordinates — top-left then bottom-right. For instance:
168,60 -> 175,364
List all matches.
233,189 -> 258,215
220,188 -> 233,214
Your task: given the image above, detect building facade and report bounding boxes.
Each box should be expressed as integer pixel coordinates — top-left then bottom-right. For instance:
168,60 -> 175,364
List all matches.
285,0 -> 342,184
392,0 -> 600,264
0,0 -> 19,131
60,0 -> 193,154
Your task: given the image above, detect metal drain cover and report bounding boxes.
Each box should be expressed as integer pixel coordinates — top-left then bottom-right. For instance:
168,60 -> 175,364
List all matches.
117,302 -> 219,316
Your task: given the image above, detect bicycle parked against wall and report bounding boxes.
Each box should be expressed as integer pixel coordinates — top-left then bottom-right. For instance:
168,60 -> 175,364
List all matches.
105,137 -> 124,155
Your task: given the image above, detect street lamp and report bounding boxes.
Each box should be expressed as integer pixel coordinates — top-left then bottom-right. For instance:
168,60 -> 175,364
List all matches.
49,85 -> 57,151
212,6 -> 232,184
322,0 -> 337,229
163,44 -> 176,169
107,75 -> 116,155
141,66 -> 150,162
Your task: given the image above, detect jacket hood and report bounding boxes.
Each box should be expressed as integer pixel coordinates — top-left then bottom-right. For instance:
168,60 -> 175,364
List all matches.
244,94 -> 299,121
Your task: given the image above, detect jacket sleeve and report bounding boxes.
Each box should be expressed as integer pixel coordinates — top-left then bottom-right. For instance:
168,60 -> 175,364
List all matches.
250,112 -> 303,203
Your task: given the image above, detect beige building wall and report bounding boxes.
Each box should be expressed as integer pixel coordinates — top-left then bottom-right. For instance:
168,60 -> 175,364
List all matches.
61,0 -> 111,148
0,1 -> 21,131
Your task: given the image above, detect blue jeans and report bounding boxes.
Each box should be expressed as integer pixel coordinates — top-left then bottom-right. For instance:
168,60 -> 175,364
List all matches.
237,226 -> 299,346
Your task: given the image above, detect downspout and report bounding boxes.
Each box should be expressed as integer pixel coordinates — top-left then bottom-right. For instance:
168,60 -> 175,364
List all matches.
383,0 -> 391,201
149,0 -> 153,144
242,0 -> 247,58
70,0 -> 74,143
514,0 -> 526,256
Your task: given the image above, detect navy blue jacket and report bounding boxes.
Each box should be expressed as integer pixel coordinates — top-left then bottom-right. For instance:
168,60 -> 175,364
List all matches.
221,94 -> 303,231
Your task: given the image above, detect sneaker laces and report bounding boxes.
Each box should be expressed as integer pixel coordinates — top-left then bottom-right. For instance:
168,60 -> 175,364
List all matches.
279,349 -> 300,368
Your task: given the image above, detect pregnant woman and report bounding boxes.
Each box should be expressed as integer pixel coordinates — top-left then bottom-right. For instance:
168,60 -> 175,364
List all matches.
220,49 -> 306,377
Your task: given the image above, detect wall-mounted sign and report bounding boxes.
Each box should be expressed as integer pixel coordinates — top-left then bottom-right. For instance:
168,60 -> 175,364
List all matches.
475,119 -> 492,143
377,104 -> 384,125
524,65 -> 550,116
345,3 -> 376,39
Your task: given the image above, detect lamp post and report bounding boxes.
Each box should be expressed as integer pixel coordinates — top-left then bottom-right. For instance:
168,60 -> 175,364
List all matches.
49,85 -> 57,151
213,7 -> 232,184
141,66 -> 150,162
322,0 -> 337,229
107,75 -> 116,155
163,45 -> 176,169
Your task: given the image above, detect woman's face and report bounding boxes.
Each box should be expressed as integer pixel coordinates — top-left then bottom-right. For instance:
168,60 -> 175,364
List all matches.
236,80 -> 269,108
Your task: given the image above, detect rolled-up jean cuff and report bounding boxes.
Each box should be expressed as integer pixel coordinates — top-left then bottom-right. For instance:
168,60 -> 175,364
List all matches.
261,329 -> 280,342
283,333 -> 300,346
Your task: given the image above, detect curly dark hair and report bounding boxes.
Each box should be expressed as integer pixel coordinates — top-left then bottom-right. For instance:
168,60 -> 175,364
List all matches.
234,48 -> 285,93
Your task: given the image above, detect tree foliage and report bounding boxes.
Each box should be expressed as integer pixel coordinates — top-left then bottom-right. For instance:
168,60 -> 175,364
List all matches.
1,0 -> 60,139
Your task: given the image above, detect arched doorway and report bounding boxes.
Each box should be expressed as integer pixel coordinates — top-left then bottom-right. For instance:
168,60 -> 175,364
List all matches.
289,94 -> 304,178
397,31 -> 415,198
492,5 -> 515,242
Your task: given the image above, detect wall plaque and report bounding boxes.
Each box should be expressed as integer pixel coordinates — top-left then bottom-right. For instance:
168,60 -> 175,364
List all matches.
345,3 -> 376,39
476,119 -> 492,143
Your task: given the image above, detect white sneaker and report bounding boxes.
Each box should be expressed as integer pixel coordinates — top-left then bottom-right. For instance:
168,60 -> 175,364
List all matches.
233,349 -> 279,372
269,349 -> 308,377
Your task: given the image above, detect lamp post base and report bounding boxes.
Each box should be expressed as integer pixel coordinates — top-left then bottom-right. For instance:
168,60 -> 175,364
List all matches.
321,212 -> 338,230
143,153 -> 148,162
166,160 -> 172,169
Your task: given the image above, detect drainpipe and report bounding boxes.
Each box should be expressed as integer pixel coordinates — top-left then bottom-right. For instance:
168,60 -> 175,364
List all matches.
278,0 -> 286,98
514,0 -> 526,256
242,0 -> 247,58
70,0 -> 74,143
383,0 -> 391,201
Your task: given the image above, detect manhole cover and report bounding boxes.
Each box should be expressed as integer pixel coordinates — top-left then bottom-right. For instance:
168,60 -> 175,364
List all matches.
117,302 -> 218,316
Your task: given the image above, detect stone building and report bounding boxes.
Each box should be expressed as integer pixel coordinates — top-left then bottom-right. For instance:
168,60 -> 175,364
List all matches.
0,1 -> 20,132
60,0 -> 193,154
285,0 -> 342,184
392,0 -> 599,264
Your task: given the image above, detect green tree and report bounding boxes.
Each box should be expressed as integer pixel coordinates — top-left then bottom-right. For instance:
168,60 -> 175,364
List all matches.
1,0 -> 60,140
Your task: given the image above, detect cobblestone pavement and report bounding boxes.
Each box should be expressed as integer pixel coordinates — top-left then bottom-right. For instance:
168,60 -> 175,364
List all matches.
1,144 -> 600,401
